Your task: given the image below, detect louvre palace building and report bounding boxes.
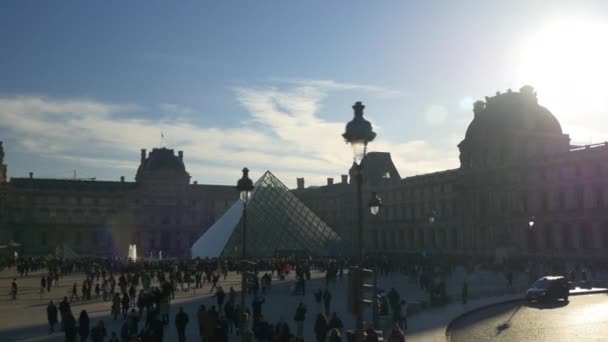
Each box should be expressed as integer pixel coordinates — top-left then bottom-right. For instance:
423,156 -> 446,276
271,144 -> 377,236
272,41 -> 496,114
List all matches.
1,85 -> 607,260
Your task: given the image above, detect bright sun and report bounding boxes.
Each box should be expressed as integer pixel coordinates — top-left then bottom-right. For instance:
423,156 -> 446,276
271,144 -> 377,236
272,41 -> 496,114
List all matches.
516,16 -> 608,117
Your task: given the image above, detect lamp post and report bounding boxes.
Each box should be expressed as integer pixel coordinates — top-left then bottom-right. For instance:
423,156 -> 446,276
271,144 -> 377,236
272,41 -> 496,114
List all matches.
528,216 -> 535,229
343,101 -> 376,340
428,210 -> 438,225
236,167 -> 254,340
368,191 -> 382,328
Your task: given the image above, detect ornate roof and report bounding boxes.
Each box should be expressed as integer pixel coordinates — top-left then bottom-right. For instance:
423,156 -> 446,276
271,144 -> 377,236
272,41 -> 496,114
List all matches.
140,148 -> 185,173
464,86 -> 562,141
135,147 -> 189,183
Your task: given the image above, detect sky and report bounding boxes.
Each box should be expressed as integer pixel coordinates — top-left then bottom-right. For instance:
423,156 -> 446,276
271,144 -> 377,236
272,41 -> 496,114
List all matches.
1,0 -> 608,187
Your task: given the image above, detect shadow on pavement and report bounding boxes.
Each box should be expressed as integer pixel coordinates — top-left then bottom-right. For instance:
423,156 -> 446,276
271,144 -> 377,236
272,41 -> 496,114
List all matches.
525,300 -> 569,310
495,303 -> 524,335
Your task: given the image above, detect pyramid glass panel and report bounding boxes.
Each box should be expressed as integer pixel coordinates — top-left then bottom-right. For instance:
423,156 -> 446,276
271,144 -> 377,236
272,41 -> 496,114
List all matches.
191,171 -> 342,258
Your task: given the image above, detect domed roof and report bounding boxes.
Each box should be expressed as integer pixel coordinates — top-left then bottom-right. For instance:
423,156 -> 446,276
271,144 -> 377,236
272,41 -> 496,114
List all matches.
464,86 -> 562,141
141,148 -> 185,173
136,148 -> 190,184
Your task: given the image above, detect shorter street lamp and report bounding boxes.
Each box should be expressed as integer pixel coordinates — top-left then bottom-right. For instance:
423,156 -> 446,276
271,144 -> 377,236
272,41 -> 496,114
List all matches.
367,192 -> 382,328
428,210 -> 438,224
528,216 -> 535,229
368,192 -> 382,216
236,167 -> 254,342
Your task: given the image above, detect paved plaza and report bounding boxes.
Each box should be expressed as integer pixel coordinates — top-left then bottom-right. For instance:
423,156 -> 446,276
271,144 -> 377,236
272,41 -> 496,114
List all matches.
0,264 -> 542,341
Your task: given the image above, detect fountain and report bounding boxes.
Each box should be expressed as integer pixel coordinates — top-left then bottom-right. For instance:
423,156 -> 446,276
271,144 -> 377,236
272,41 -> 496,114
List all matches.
128,244 -> 137,262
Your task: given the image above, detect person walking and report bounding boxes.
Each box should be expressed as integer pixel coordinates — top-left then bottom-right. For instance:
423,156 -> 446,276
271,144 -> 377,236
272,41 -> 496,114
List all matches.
64,312 -> 77,342
78,310 -> 90,342
111,293 -> 120,320
59,296 -> 72,332
121,293 -> 130,319
70,283 -> 79,302
197,305 -> 206,341
461,281 -> 468,305
314,313 -> 329,342
10,278 -> 18,300
314,288 -> 323,312
175,307 -> 189,342
329,312 -> 344,335
47,300 -> 58,333
251,295 -> 265,325
323,289 -> 332,316
398,300 -> 408,332
41,276 -> 47,298
293,302 -> 307,339
215,287 -> 226,315
90,320 -> 107,342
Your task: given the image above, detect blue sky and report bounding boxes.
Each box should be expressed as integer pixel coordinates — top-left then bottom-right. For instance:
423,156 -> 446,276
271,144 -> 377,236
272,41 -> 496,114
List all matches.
1,0 -> 608,187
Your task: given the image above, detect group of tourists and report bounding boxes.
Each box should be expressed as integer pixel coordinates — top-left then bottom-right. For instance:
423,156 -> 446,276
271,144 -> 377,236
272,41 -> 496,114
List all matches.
6,253 -> 547,341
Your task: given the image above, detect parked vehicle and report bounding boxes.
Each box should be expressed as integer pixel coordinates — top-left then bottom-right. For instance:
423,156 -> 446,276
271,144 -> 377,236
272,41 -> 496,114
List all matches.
526,276 -> 569,302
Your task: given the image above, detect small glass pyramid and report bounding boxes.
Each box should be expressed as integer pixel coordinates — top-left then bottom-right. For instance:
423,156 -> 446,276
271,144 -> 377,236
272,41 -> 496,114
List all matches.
191,171 -> 342,258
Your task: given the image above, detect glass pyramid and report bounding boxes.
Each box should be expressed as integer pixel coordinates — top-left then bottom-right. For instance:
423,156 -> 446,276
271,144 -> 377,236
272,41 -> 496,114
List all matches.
191,171 -> 341,258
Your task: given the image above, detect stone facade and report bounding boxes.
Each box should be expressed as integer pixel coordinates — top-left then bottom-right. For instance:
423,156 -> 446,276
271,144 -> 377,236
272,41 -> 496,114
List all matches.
2,86 -> 607,260
0,148 -> 237,257
293,87 -> 608,260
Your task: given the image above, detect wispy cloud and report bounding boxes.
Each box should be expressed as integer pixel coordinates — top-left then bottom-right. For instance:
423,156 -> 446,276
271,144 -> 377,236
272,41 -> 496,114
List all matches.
0,81 -> 456,187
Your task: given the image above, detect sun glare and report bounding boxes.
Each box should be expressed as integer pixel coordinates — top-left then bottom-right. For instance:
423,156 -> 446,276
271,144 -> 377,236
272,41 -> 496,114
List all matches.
516,17 -> 608,116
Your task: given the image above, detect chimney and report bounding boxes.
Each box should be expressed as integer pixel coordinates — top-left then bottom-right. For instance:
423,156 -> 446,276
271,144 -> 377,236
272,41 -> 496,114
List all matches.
193,180 -> 198,185
296,178 -> 305,190
327,178 -> 334,186
140,149 -> 147,163
341,175 -> 348,184
120,176 -> 125,183
29,172 -> 33,179
178,150 -> 183,161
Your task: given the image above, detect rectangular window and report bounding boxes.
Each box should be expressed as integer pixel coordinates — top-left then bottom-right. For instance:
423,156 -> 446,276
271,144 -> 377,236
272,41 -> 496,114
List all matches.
521,192 -> 529,213
558,190 -> 566,210
576,186 -> 585,209
41,232 -> 47,246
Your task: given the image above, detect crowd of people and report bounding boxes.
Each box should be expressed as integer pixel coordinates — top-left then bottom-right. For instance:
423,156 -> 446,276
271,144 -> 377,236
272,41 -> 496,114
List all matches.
7,253 -> 591,341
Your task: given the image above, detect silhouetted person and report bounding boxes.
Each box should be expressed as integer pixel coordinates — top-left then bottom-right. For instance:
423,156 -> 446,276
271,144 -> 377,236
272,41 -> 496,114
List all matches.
293,302 -> 307,339
64,312 -> 77,342
175,307 -> 189,342
90,320 -> 107,342
314,313 -> 329,342
47,300 -> 58,333
79,310 -> 90,341
323,289 -> 332,316
10,278 -> 17,300
59,297 -> 71,331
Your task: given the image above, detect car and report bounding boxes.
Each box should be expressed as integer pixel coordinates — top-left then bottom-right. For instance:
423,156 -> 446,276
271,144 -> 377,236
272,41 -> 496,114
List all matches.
526,276 -> 569,302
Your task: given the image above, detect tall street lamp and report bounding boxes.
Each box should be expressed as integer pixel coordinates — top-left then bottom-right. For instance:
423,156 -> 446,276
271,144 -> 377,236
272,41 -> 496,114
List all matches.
428,210 -> 438,225
528,216 -> 535,228
343,101 -> 376,339
368,191 -> 382,328
236,167 -> 254,340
